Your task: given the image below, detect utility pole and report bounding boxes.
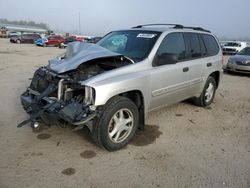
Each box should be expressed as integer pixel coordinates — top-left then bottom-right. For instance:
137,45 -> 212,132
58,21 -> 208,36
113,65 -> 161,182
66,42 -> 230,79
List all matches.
78,12 -> 81,35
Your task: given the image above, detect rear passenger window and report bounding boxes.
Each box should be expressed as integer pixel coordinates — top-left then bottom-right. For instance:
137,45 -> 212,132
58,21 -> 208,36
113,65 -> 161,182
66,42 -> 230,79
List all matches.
156,32 -> 186,62
198,35 -> 207,56
202,34 -> 219,56
184,33 -> 201,58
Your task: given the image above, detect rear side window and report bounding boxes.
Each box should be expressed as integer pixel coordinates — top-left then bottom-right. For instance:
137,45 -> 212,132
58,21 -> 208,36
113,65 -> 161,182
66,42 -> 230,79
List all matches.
201,34 -> 219,56
184,33 -> 201,58
198,34 -> 207,56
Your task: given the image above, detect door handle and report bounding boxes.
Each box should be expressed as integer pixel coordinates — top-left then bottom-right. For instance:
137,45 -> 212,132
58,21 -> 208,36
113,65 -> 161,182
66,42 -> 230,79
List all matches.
207,62 -> 212,67
183,67 -> 189,72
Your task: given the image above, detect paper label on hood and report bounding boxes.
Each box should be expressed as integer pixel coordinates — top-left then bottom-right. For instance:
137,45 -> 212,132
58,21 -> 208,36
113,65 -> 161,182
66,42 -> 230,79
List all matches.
137,33 -> 157,38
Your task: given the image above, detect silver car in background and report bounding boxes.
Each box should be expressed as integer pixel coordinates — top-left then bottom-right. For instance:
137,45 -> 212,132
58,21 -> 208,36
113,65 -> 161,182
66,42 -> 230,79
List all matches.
226,47 -> 250,74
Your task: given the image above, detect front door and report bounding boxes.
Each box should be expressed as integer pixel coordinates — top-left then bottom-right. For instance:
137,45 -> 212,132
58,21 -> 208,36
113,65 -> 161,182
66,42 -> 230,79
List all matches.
149,32 -> 191,110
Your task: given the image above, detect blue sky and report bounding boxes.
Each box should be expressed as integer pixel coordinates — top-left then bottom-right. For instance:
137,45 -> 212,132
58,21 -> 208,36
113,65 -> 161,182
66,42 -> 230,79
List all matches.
1,0 -> 249,38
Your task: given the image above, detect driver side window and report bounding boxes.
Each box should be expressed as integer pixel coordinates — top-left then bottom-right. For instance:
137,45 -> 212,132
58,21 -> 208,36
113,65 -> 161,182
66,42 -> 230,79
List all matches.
155,32 -> 186,66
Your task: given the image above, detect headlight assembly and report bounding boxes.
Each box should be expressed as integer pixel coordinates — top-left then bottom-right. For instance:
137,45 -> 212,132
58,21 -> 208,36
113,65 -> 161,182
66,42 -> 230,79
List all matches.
84,86 -> 95,105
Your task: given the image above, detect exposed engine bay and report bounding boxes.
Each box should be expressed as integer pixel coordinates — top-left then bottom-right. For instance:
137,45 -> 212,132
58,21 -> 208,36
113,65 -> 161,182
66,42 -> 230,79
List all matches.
18,42 -> 133,129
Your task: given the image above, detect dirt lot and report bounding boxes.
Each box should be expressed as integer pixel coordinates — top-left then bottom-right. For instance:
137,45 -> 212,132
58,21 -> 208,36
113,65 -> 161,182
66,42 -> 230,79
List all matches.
0,38 -> 249,188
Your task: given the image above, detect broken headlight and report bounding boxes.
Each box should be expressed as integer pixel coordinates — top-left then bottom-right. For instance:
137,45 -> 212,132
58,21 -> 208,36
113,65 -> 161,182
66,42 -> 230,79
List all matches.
84,85 -> 95,105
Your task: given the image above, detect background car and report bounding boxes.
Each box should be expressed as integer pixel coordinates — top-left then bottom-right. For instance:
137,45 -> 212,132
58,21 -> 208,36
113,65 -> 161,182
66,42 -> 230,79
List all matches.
46,35 -> 64,46
70,35 -> 84,41
35,37 -> 48,46
223,41 -> 247,55
58,36 -> 77,48
226,47 -> 250,74
8,32 -> 20,38
85,37 -> 102,44
10,33 -> 41,44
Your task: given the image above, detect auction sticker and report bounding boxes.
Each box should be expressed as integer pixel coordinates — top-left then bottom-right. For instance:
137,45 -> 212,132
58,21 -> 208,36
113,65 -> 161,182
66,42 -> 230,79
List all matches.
137,33 -> 157,38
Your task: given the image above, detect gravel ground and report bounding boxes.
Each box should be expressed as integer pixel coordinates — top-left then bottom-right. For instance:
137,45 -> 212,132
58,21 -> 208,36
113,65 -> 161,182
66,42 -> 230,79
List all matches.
0,39 -> 249,188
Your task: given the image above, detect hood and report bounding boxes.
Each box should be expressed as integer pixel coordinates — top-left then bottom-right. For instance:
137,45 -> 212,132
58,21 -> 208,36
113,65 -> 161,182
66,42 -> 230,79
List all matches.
230,55 -> 250,62
47,42 -> 122,74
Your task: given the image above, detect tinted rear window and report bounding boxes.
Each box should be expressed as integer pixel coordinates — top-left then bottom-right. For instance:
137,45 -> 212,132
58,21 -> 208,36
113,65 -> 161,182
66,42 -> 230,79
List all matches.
184,33 -> 201,58
202,34 -> 219,56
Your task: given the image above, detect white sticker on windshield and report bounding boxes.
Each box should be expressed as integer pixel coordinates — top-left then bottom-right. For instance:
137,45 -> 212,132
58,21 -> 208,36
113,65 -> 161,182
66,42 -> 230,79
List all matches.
137,33 -> 157,38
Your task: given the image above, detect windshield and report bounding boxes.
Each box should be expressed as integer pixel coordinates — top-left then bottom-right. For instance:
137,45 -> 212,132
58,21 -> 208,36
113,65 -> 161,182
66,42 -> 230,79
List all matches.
237,47 -> 250,56
97,30 -> 161,62
225,42 -> 241,47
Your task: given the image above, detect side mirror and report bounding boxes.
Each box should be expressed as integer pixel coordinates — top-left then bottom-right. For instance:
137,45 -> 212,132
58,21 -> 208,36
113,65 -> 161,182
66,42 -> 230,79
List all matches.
154,53 -> 178,66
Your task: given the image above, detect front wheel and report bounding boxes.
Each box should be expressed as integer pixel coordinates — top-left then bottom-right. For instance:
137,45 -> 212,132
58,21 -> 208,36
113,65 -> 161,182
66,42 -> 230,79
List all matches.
194,76 -> 216,107
91,96 -> 139,151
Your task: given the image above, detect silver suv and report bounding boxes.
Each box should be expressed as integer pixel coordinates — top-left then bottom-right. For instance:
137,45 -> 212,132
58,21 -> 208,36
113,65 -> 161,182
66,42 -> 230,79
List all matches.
19,24 -> 223,150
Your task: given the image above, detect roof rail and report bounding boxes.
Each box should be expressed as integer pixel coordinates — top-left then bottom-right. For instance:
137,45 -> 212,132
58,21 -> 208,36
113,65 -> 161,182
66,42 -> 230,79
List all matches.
132,24 -> 183,29
181,26 -> 211,33
132,24 -> 210,33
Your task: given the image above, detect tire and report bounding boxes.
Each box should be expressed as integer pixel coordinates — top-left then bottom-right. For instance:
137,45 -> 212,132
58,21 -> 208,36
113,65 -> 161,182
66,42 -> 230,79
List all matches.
17,39 -> 21,44
194,76 -> 216,107
91,96 -> 139,151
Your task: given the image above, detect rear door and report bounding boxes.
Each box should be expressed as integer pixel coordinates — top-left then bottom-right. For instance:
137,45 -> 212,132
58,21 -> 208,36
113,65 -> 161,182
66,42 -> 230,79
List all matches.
149,32 -> 192,110
183,33 -> 205,95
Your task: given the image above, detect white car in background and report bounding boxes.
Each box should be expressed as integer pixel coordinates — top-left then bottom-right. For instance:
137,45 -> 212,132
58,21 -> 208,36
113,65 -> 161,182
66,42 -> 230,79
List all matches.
223,41 -> 247,55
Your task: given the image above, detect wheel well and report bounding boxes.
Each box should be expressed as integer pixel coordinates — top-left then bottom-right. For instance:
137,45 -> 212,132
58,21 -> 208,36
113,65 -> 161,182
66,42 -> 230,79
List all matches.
209,71 -> 220,88
119,90 -> 145,130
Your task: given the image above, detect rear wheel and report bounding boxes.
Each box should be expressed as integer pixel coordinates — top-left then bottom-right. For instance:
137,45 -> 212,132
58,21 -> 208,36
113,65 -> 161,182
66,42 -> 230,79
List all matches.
91,96 -> 139,151
194,76 -> 216,107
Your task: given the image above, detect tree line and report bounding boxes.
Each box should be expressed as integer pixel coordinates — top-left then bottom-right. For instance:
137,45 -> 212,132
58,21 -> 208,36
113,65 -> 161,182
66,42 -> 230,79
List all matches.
0,18 -> 49,30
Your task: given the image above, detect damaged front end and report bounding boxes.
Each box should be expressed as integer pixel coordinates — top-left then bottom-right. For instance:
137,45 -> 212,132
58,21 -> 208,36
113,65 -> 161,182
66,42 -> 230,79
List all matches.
18,67 -> 96,130
18,42 -> 133,131
18,42 -> 133,130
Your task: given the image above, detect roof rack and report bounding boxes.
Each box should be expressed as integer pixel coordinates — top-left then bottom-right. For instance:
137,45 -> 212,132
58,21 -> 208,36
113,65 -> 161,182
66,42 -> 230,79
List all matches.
132,24 -> 183,28
132,24 -> 210,33
181,26 -> 211,33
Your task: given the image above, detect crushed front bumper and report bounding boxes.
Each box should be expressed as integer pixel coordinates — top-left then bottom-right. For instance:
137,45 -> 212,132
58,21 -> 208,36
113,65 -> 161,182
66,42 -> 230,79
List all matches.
19,86 -> 96,129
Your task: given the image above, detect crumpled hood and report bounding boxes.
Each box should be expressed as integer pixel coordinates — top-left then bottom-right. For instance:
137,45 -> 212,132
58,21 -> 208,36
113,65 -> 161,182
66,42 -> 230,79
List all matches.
47,42 -> 122,74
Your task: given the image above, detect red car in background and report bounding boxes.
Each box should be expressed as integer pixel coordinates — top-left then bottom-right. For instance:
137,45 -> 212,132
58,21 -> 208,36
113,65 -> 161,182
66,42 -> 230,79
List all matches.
46,35 -> 64,46
70,35 -> 84,41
